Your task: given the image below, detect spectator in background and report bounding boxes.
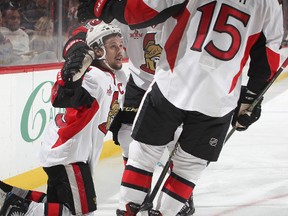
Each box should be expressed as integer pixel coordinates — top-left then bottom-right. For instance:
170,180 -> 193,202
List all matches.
21,0 -> 50,32
29,16 -> 57,63
0,2 -> 30,59
67,0 -> 78,25
66,0 -> 80,38
0,31 -> 17,65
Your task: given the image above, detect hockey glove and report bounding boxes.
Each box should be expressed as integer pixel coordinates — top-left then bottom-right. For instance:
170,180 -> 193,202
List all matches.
61,48 -> 95,88
63,32 -> 88,59
77,0 -> 114,23
109,110 -> 123,145
231,86 -> 263,131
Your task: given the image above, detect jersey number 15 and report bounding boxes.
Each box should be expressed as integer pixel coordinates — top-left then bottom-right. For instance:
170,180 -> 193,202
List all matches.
191,2 -> 250,61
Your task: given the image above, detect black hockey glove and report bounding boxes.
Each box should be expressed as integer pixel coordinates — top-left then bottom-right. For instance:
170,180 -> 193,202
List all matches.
77,0 -> 114,23
61,48 -> 95,88
231,86 -> 263,131
63,32 -> 88,59
109,110 -> 123,145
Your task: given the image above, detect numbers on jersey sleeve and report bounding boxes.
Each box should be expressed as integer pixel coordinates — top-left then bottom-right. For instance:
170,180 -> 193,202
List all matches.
191,2 -> 250,61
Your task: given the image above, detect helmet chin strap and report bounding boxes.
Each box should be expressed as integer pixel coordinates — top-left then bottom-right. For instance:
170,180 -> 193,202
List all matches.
96,48 -> 115,73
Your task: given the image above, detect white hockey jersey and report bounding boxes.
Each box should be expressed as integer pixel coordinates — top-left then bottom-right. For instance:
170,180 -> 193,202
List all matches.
38,66 -> 127,175
114,21 -> 164,90
112,0 -> 283,117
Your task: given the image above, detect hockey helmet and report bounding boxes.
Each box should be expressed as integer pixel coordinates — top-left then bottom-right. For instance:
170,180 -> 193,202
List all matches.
86,23 -> 122,48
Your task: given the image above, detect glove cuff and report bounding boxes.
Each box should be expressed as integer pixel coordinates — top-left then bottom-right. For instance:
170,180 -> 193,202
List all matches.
239,86 -> 257,104
65,78 -> 83,89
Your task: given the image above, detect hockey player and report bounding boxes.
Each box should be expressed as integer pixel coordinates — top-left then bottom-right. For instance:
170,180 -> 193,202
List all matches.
0,22 -> 127,216
77,0 -> 284,215
109,22 -> 195,216
62,19 -> 195,215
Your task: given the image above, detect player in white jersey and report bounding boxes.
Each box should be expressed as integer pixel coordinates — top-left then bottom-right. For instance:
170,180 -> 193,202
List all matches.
59,19 -> 163,166
77,0 -> 284,215
109,22 -> 195,216
0,23 -> 127,216
109,21 -> 164,162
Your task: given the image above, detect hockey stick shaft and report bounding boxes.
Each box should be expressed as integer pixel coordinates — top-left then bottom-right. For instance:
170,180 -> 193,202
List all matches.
208,57 -> 288,166
225,57 -> 288,143
140,142 -> 180,212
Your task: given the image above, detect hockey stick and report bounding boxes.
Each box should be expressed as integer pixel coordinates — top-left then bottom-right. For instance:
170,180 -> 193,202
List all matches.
225,56 -> 288,143
207,57 -> 288,167
139,142 -> 180,212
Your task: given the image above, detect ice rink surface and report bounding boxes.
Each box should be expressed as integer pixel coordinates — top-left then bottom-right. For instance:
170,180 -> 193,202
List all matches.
38,77 -> 288,216
90,77 -> 288,216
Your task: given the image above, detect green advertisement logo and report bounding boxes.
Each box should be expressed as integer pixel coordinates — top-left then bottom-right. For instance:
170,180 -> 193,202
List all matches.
21,81 -> 64,142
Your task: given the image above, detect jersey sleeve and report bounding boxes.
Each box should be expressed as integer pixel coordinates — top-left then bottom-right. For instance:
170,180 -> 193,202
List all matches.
51,71 -> 95,108
108,0 -> 187,29
246,2 -> 284,94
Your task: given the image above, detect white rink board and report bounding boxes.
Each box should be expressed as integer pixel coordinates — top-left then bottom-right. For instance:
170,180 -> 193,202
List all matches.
0,70 -> 61,179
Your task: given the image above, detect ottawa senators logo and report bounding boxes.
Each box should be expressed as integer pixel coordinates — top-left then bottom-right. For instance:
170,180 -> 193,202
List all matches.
99,92 -> 119,134
140,33 -> 163,74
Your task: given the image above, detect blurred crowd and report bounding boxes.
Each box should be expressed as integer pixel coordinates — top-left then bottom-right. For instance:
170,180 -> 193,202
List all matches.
0,0 -> 80,66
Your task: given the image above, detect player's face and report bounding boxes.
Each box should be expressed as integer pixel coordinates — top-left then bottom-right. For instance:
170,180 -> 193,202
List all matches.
104,35 -> 124,70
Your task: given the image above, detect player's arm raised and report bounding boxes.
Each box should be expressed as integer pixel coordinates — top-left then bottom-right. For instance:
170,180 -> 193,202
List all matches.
51,49 -> 95,108
77,0 -> 188,29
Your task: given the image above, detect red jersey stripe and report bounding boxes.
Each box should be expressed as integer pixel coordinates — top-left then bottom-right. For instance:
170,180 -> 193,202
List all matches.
124,1 -> 158,25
